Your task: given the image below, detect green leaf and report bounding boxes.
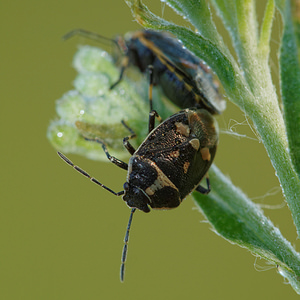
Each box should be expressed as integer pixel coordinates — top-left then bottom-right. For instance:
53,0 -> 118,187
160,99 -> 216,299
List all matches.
193,165 -> 300,293
212,0 -> 260,86
162,0 -> 223,47
277,0 -> 300,177
258,0 -> 275,59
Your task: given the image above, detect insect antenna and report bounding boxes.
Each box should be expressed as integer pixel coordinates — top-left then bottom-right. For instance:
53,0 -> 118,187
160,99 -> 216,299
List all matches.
62,28 -> 120,49
57,151 -> 124,196
120,208 -> 136,282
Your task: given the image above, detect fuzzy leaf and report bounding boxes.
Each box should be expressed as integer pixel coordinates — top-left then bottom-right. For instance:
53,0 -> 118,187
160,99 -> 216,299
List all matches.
277,0 -> 300,177
162,0 -> 223,47
193,165 -> 300,293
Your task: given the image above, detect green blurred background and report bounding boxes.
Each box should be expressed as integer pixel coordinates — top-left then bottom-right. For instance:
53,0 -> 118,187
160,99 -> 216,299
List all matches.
2,0 -> 299,299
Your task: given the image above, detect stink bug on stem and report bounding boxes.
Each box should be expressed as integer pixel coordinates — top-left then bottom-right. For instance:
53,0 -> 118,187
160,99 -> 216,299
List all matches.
63,29 -> 226,114
58,107 -> 218,281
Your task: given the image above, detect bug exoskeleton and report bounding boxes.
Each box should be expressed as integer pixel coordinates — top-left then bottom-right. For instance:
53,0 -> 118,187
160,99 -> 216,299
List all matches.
63,29 -> 226,114
57,107 -> 218,282
112,30 -> 226,114
124,108 -> 218,212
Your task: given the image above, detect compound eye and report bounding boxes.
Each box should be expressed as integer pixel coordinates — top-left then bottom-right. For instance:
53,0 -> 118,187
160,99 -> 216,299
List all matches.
123,182 -> 129,191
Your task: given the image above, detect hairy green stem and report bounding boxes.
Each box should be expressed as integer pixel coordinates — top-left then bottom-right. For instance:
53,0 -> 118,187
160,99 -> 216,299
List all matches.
193,165 -> 300,294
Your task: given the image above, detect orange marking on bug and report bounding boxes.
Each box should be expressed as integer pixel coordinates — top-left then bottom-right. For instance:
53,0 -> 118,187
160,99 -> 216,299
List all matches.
180,58 -> 198,70
137,33 -> 167,59
194,94 -> 202,102
137,33 -> 184,79
175,122 -> 190,137
149,82 -> 153,102
136,32 -> 200,98
183,161 -> 190,173
200,147 -> 211,161
157,56 -> 181,78
166,63 -> 175,73
184,82 -> 194,92
198,61 -> 211,73
143,158 -> 178,196
189,138 -> 200,151
169,150 -> 180,158
145,186 -> 155,196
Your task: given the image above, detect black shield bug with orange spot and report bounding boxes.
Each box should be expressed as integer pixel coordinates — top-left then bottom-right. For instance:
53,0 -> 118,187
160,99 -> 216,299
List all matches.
57,107 -> 218,282
64,29 -> 226,114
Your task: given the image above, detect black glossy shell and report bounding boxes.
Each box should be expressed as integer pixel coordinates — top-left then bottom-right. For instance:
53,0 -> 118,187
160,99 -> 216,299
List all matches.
123,108 -> 218,212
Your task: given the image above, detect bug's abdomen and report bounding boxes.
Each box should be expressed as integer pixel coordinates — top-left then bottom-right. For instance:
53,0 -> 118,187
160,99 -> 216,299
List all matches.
135,109 -> 218,204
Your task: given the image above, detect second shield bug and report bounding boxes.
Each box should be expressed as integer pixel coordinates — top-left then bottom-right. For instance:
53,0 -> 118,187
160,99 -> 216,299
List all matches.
64,29 -> 226,115
58,107 -> 218,282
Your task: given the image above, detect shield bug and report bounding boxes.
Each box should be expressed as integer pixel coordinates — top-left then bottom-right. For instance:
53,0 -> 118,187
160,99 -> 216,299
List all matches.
64,29 -> 225,114
58,107 -> 218,281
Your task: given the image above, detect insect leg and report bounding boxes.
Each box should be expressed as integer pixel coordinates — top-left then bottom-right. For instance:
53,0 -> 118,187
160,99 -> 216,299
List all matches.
121,120 -> 136,155
57,151 -> 124,196
148,65 -> 154,112
110,56 -> 130,90
83,137 -> 128,171
147,65 -> 163,133
148,110 -> 162,133
63,28 -> 126,90
195,175 -> 211,195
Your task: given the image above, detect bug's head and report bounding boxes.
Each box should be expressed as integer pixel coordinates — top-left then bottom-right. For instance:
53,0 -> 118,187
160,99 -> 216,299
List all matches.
122,182 -> 151,213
